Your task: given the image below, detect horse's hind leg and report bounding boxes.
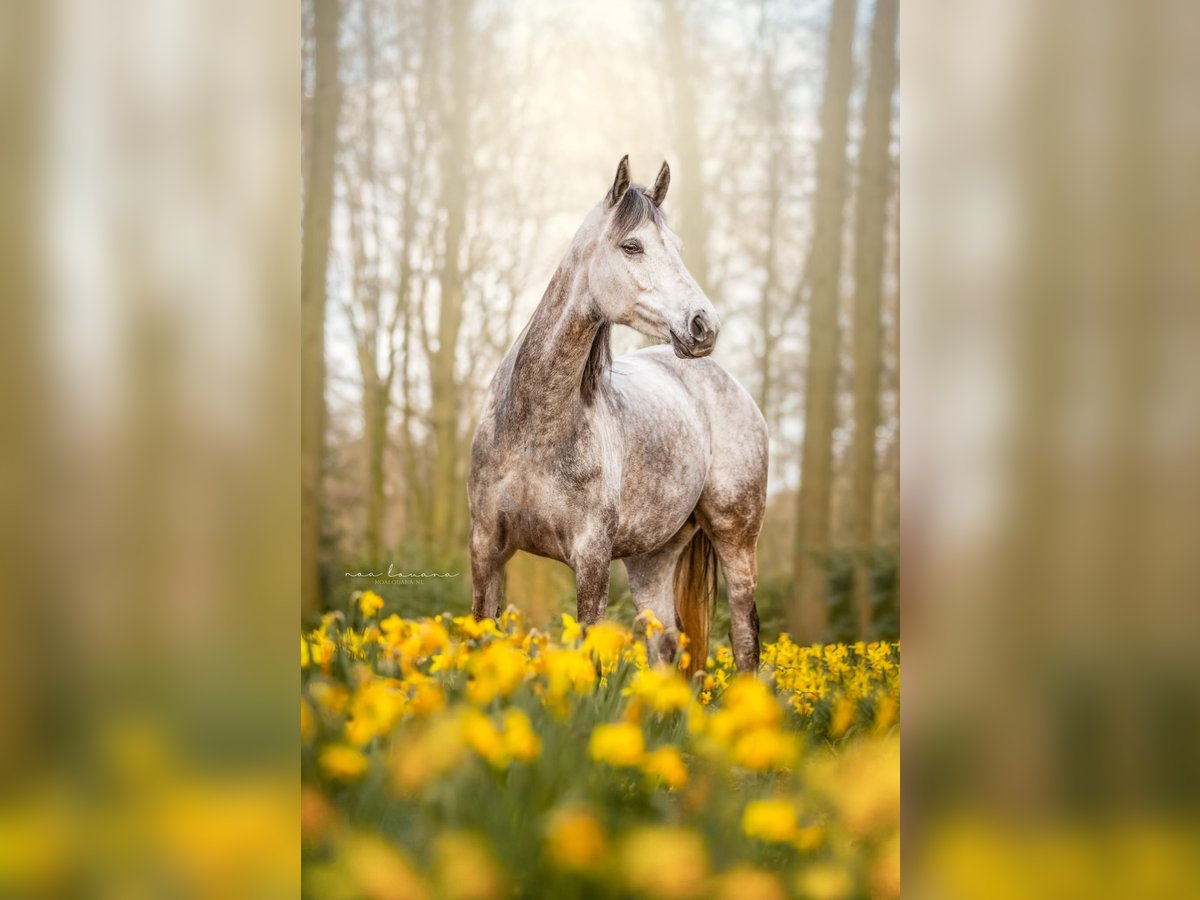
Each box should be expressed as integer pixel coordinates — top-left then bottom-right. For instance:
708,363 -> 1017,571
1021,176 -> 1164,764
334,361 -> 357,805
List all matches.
623,521 -> 697,664
708,535 -> 760,672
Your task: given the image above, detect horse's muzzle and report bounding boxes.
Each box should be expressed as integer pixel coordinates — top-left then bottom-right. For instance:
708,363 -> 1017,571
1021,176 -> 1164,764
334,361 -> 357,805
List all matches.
670,310 -> 717,358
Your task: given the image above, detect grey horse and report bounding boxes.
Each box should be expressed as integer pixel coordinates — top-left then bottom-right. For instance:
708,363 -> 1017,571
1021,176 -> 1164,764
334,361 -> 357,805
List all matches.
467,156 -> 768,673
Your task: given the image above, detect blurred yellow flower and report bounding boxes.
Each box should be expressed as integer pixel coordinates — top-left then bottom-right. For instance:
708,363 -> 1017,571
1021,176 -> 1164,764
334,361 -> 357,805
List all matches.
343,832 -> 430,900
501,710 -> 541,762
794,824 -> 825,852
636,609 -> 664,637
795,863 -> 854,900
619,826 -> 709,900
319,744 -> 369,782
825,738 -> 900,838
830,696 -> 857,737
732,728 -> 798,771
308,681 -> 349,717
713,865 -> 788,900
435,831 -> 505,900
544,809 -> 608,872
741,799 -> 798,843
359,591 -> 384,618
539,647 -> 597,711
583,621 -> 629,672
588,722 -> 644,767
873,695 -> 898,737
408,679 -> 446,717
642,746 -> 688,789
626,666 -> 692,714
499,605 -> 523,632
561,612 -> 582,644
466,642 -> 527,705
346,678 -> 406,745
301,636 -> 311,669
430,642 -> 466,673
392,714 -> 467,792
462,710 -> 508,769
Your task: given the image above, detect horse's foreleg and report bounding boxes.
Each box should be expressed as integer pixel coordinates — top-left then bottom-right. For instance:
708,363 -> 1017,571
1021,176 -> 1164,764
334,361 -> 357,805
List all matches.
712,539 -> 760,672
573,556 -> 611,626
470,526 -> 510,621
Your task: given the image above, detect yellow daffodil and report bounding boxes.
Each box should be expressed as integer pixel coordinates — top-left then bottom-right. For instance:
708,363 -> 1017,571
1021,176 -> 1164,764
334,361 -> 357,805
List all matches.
434,831 -> 505,900
501,709 -> 541,762
618,827 -> 708,900
830,695 -> 857,737
642,746 -> 688,789
544,809 -> 607,872
561,613 -> 583,644
359,591 -> 384,619
392,714 -> 466,793
462,710 -> 508,768
588,722 -> 644,767
635,609 -> 664,637
342,833 -> 430,900
625,666 -> 692,715
713,866 -> 788,900
466,642 -> 527,705
795,864 -> 854,900
582,621 -> 629,673
732,728 -> 798,771
741,799 -> 798,843
318,744 -> 369,782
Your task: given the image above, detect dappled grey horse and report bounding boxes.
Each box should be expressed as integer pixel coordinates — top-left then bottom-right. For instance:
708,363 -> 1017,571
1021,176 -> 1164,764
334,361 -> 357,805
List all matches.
468,156 -> 768,672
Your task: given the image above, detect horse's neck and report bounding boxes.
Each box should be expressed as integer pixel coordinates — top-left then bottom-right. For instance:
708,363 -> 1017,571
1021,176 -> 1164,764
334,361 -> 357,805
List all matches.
497,258 -> 605,441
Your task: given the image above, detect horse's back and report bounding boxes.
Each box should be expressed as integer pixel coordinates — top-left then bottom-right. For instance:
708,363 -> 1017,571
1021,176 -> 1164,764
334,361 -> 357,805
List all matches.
612,346 -> 767,452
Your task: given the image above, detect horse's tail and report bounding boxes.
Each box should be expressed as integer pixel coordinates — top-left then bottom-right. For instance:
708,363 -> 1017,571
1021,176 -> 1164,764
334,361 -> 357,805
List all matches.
674,530 -> 718,677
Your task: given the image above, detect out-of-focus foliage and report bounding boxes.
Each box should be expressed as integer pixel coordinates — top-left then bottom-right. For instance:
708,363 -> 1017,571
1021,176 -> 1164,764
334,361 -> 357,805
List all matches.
301,601 -> 900,898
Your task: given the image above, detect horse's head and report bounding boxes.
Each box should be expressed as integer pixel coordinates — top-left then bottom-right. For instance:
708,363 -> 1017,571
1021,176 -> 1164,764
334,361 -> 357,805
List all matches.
587,155 -> 720,359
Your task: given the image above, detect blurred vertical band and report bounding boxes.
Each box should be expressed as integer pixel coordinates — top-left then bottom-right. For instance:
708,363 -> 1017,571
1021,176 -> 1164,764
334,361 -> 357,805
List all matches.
0,0 -> 298,895
905,0 -> 1200,894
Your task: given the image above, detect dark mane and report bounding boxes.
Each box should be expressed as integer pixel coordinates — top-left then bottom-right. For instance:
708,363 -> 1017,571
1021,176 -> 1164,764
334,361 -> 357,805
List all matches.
611,186 -> 665,241
580,322 -> 612,405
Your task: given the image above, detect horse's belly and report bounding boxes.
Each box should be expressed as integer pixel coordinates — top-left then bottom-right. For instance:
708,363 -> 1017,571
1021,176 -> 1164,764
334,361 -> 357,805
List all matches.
611,451 -> 707,558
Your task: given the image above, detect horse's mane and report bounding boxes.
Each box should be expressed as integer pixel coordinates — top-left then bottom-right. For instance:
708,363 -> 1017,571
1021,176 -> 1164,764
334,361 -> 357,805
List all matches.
611,186 -> 664,241
580,323 -> 612,405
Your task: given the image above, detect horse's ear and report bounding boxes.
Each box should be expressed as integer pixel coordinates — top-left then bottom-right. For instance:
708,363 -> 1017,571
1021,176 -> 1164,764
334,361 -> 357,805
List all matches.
608,154 -> 631,207
650,161 -> 670,206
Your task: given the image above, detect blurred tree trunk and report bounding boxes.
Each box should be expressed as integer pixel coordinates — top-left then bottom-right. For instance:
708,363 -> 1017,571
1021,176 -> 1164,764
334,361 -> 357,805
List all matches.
429,0 -> 471,555
396,0 -> 439,547
358,0 -> 390,567
364,373 -> 389,563
850,0 -> 898,632
755,20 -> 785,420
301,0 -> 342,617
658,0 -> 709,292
792,0 -> 857,641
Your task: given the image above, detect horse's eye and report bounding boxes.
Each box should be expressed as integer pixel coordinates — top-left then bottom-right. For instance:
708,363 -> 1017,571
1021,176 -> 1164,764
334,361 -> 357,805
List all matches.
621,240 -> 643,255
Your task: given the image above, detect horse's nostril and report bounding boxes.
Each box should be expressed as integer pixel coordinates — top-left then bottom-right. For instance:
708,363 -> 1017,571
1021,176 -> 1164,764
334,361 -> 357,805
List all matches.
689,312 -> 709,341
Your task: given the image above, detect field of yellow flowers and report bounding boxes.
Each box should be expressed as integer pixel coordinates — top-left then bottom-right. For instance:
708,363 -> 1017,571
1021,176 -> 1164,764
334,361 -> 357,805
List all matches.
301,593 -> 900,900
